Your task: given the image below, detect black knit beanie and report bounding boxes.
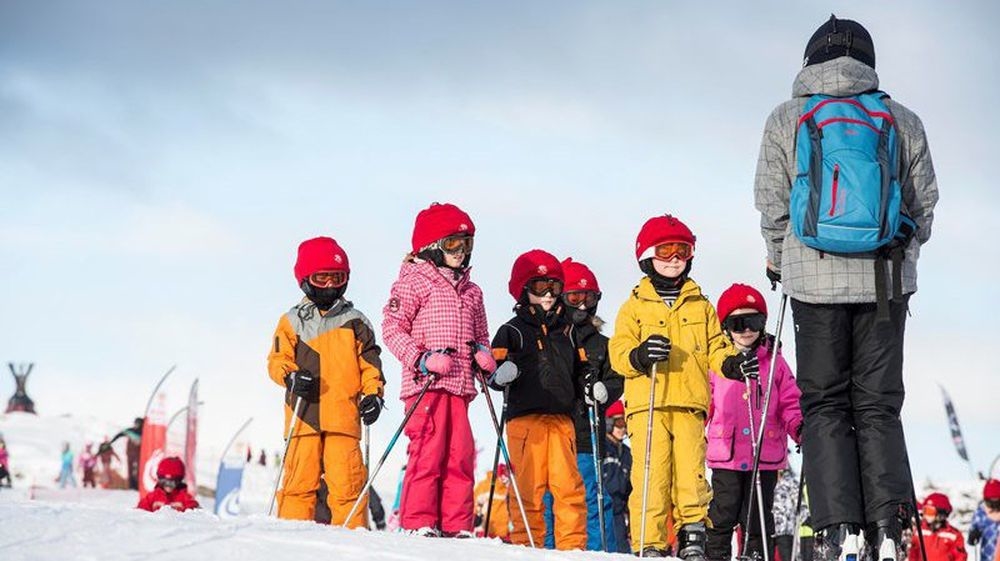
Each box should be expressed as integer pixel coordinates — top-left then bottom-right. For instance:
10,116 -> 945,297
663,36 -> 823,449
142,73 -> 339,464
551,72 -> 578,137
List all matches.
803,14 -> 875,69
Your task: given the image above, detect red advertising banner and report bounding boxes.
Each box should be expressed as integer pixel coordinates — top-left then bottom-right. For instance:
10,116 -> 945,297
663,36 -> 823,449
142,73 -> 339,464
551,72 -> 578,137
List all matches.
138,392 -> 167,500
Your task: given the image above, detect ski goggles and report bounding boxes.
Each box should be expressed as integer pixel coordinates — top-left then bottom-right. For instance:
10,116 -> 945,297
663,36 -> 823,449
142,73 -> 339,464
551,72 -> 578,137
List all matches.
561,290 -> 601,309
158,477 -> 182,490
438,234 -> 474,255
308,270 -> 349,289
610,417 -> 626,428
653,242 -> 694,262
723,313 -> 767,333
525,277 -> 564,297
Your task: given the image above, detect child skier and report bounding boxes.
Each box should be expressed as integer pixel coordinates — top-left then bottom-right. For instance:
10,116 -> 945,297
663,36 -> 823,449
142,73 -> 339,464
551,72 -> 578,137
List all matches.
381,202 -> 493,538
268,236 -> 386,527
474,464 -> 511,541
605,399 -> 634,554
555,257 -> 623,551
489,249 -> 591,550
910,492 -> 967,561
57,442 -> 76,488
969,480 -> 1000,561
136,456 -> 199,512
79,442 -> 98,488
706,283 -> 803,561
0,436 -> 11,488
608,214 -> 743,559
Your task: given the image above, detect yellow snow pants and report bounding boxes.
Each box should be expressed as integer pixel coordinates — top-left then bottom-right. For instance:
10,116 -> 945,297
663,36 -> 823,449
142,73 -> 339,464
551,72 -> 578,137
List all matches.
628,407 -> 711,552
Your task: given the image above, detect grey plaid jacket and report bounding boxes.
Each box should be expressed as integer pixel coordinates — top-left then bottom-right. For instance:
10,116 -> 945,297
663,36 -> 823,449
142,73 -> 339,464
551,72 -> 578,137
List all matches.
754,58 -> 939,304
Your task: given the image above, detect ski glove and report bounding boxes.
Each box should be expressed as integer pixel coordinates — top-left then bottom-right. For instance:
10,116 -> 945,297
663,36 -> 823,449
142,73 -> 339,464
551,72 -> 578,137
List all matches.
629,335 -> 672,373
766,266 -> 781,291
417,349 -> 454,377
467,341 -> 497,374
721,352 -> 759,381
968,527 -> 981,546
580,365 -> 608,405
285,370 -> 318,402
358,394 -> 383,426
488,361 -> 519,387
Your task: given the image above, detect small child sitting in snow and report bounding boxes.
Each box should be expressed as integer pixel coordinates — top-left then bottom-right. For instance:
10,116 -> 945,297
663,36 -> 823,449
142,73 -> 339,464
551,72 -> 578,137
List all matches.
136,456 -> 199,512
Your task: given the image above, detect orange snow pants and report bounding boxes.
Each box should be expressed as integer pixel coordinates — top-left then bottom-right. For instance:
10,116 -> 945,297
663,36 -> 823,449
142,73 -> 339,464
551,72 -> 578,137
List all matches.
276,431 -> 368,528
506,414 -> 587,550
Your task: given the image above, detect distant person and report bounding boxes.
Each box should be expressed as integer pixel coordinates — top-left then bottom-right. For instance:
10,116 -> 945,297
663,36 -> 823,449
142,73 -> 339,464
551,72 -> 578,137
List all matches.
79,443 -> 97,488
267,236 -> 385,527
0,436 -> 11,488
57,442 -> 77,488
102,418 -> 144,490
969,480 -> 1000,561
136,456 -> 199,512
754,14 -> 939,561
473,464 -> 510,541
910,493 -> 966,561
258,449 -> 267,466
96,435 -> 121,488
604,400 -> 633,554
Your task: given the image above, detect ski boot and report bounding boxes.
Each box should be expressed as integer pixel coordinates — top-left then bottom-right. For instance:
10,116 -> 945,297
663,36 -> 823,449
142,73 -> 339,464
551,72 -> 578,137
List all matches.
866,516 -> 903,561
816,524 -> 862,561
678,522 -> 708,561
638,547 -> 671,558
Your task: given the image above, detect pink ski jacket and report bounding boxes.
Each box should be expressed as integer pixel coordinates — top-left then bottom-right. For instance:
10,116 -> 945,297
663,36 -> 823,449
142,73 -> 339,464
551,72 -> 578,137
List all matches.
707,343 -> 802,471
382,259 -> 490,401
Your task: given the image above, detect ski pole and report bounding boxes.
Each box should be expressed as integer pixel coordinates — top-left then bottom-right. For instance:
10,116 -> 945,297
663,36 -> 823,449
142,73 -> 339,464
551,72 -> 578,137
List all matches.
741,293 -> 788,559
269,395 -> 304,517
742,375 -> 770,561
482,386 -> 508,538
364,425 -> 370,468
639,362 -> 658,558
475,369 -> 535,548
790,469 -> 806,561
588,401 -> 608,552
343,373 -> 437,527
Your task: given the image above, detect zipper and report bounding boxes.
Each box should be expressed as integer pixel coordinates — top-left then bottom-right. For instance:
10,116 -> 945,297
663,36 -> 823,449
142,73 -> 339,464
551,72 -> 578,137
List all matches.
829,163 -> 840,217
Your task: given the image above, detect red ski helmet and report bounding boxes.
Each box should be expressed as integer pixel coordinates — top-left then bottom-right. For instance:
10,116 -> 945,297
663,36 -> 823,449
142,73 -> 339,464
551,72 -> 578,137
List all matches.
984,479 -> 1000,501
922,492 -> 952,514
717,284 -> 768,324
635,214 -> 696,262
508,250 -> 564,301
157,456 -> 186,480
496,463 -> 509,480
294,237 -> 350,283
605,400 -> 625,419
411,202 -> 476,254
561,257 -> 600,293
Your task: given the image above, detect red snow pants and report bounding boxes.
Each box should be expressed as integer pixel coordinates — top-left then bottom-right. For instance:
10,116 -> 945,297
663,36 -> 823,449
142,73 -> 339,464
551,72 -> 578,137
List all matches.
399,390 -> 475,534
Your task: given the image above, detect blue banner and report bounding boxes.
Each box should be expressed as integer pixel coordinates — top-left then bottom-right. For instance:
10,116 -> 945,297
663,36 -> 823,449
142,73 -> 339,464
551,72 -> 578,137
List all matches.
214,459 -> 245,518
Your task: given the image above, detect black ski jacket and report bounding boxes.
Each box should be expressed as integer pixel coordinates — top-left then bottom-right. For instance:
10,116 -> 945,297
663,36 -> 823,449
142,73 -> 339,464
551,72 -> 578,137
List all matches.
571,320 -> 624,456
491,304 -> 584,421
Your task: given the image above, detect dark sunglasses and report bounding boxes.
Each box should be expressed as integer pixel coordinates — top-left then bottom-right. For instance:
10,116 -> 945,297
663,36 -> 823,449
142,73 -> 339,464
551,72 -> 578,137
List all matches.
723,313 -> 766,333
562,290 -> 601,308
525,277 -> 564,297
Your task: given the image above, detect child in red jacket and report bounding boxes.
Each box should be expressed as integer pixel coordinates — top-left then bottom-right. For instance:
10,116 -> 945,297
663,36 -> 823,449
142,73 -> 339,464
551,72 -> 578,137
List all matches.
136,457 -> 200,512
909,492 -> 967,561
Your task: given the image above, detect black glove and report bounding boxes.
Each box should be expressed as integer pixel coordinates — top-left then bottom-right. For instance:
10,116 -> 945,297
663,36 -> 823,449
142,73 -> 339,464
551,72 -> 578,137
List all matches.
580,365 -> 608,405
968,526 -> 982,546
285,370 -> 317,402
721,352 -> 759,381
359,394 -> 383,425
629,335 -> 672,372
766,266 -> 781,291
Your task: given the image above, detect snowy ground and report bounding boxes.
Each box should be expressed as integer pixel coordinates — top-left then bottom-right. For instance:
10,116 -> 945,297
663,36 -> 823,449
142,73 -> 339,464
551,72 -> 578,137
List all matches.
0,411 -> 988,560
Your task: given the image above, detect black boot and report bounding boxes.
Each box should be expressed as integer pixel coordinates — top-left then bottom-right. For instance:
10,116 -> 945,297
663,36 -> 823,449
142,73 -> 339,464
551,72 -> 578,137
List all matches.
815,524 -> 861,561
866,516 -> 903,561
678,523 -> 708,561
637,547 -> 671,558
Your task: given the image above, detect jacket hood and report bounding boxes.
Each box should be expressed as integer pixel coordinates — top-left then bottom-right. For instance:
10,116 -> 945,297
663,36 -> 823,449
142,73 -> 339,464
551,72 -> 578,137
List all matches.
792,57 -> 879,98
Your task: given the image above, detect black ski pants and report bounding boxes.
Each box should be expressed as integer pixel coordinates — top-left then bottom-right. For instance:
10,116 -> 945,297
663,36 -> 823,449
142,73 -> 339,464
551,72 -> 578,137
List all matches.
791,297 -> 911,532
706,469 -> 778,561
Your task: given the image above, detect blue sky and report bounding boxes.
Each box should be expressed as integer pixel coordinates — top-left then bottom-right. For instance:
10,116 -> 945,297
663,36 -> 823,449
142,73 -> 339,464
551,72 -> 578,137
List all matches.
2,1 -> 998,485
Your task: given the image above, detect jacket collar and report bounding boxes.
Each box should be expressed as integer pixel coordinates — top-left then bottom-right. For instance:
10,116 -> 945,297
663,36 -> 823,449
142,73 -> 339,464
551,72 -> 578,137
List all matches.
792,57 -> 879,98
403,258 -> 471,290
633,276 -> 703,306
